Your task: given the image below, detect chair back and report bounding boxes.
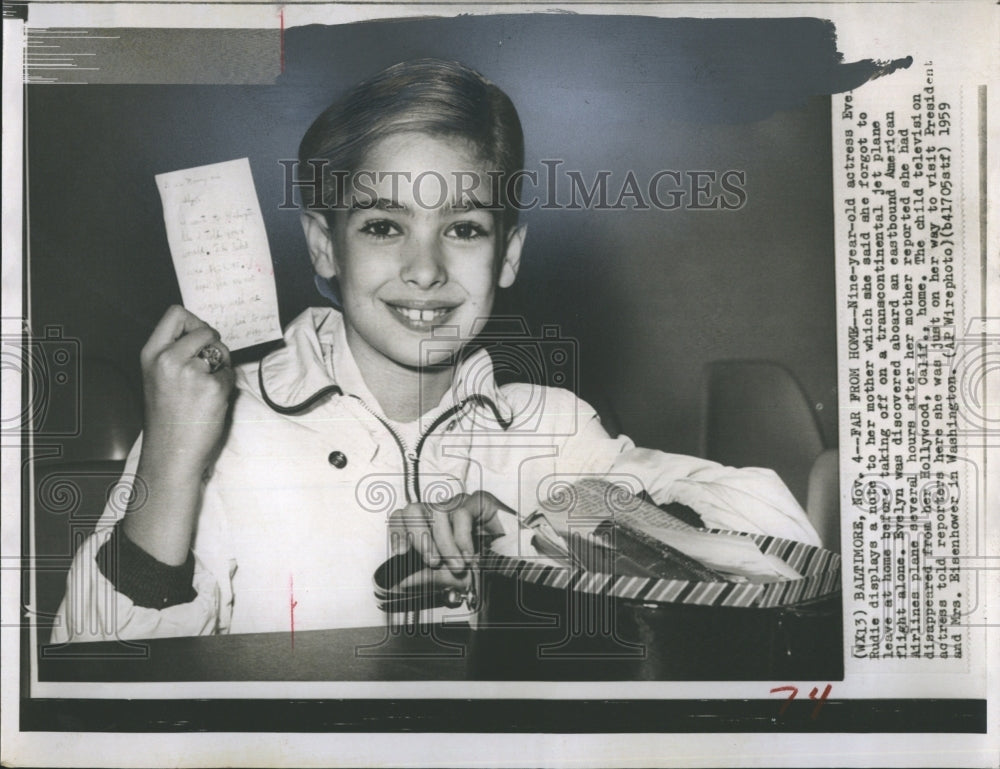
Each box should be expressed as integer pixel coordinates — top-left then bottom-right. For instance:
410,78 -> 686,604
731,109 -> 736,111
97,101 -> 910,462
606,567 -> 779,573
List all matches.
701,359 -> 826,509
806,448 -> 841,553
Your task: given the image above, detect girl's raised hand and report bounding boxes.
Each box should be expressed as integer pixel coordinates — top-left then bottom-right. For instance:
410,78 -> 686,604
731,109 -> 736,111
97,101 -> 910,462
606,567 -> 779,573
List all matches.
139,305 -> 235,475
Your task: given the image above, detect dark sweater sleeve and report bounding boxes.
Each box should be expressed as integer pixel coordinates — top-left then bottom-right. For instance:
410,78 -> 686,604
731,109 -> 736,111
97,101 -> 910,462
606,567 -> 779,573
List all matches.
95,521 -> 197,609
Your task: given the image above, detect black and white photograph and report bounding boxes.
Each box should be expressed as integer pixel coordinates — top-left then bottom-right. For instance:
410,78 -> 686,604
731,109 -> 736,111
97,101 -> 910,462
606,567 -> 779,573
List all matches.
2,2 -> 996,767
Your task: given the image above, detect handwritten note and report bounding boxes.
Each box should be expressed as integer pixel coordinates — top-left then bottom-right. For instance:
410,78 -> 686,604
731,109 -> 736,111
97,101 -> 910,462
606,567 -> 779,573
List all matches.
155,158 -> 282,351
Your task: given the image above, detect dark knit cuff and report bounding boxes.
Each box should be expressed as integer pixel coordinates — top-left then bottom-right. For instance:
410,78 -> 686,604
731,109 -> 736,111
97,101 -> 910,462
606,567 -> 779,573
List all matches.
96,522 -> 197,609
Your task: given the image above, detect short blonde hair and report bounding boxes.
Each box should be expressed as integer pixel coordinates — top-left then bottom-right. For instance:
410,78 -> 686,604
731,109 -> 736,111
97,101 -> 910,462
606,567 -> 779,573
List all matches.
298,58 -> 525,234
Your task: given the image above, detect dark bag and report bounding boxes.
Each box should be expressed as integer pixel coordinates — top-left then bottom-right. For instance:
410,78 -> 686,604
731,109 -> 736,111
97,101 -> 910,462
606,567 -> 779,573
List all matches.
468,529 -> 842,680
374,481 -> 842,681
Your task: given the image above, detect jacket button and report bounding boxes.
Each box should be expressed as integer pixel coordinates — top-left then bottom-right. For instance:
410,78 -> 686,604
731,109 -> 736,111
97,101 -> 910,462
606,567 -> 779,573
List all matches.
327,450 -> 348,469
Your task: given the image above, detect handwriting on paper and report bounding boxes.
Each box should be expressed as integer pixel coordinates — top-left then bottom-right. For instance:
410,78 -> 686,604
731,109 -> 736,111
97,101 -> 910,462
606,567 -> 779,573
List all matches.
155,158 -> 282,351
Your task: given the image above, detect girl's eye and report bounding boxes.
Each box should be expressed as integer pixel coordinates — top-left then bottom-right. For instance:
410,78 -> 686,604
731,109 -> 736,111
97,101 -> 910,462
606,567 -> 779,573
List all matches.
446,221 -> 490,241
359,219 -> 401,240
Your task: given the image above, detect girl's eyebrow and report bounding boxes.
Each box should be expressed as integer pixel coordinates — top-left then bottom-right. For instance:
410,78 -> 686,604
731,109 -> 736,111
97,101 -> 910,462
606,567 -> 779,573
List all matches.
349,197 -> 411,216
348,196 -> 497,217
447,197 -> 495,212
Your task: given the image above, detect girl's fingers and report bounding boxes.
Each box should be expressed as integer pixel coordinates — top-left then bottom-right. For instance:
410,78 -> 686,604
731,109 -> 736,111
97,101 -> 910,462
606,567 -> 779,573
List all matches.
469,491 -> 511,536
172,326 -> 222,362
390,503 -> 441,568
144,305 -> 210,356
448,501 -> 476,560
388,493 -> 512,577
427,500 -> 469,576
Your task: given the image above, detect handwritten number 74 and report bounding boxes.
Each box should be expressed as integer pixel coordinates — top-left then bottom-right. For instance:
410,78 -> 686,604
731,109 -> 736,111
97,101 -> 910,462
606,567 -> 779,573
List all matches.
769,684 -> 832,719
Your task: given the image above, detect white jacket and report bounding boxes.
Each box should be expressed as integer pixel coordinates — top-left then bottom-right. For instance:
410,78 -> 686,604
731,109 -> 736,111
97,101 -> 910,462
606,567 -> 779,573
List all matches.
51,308 -> 820,643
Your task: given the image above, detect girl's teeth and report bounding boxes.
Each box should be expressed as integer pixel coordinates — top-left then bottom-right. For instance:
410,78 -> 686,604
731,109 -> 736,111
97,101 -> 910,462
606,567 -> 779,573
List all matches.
398,307 -> 446,322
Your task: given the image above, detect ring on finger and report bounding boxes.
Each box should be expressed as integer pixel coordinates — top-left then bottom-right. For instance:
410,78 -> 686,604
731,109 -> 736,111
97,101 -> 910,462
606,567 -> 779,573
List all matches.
197,344 -> 226,374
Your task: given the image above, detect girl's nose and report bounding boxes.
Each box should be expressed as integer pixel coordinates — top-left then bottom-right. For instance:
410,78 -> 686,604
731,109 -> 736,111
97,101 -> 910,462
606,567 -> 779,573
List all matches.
400,236 -> 446,289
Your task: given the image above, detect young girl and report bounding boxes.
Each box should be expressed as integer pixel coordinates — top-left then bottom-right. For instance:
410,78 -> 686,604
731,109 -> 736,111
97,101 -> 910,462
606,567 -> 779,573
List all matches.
52,59 -> 819,643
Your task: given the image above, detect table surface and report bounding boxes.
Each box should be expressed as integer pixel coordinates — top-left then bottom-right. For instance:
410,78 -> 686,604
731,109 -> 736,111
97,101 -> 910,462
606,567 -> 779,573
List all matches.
25,623 -> 983,734
37,622 -> 732,681
37,580 -> 843,682
38,624 -> 480,681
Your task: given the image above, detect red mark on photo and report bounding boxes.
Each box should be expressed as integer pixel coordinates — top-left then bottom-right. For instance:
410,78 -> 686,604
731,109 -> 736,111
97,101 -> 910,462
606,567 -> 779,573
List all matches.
289,573 -> 298,649
808,684 -> 833,719
770,685 -> 798,716
279,7 -> 286,74
770,683 -> 832,719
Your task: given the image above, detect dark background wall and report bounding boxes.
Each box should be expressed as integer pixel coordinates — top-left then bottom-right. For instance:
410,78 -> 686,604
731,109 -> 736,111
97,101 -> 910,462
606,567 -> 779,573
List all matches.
27,15 -> 839,456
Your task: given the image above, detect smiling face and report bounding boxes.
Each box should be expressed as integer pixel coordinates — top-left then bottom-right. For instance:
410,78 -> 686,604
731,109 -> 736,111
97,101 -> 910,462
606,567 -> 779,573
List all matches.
303,131 -> 524,377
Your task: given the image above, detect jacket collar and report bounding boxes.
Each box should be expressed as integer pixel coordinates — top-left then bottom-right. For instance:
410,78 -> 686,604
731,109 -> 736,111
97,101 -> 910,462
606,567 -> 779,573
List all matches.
257,307 -> 513,427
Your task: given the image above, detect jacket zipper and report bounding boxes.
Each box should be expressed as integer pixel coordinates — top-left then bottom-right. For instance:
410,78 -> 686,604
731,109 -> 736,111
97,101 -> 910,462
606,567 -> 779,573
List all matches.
350,396 -> 419,503
412,403 -> 469,502
354,396 -> 504,622
351,396 -> 473,505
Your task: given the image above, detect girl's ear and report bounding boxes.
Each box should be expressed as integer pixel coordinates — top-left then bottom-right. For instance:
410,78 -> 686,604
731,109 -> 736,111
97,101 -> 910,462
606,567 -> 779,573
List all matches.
498,225 -> 526,288
300,211 -> 337,278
